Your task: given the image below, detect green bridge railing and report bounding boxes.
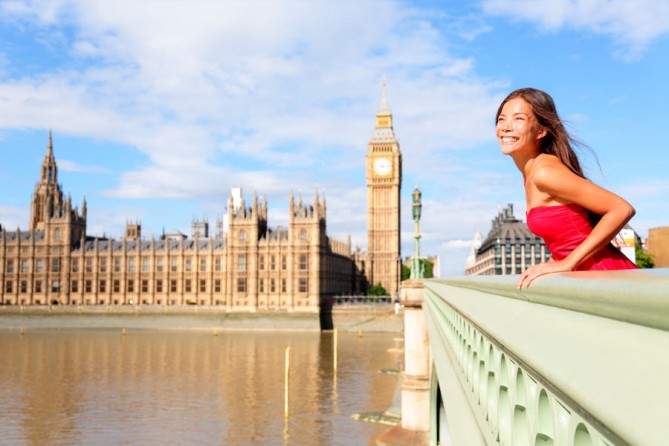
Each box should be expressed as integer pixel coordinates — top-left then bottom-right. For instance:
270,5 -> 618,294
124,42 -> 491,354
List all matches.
422,269 -> 669,446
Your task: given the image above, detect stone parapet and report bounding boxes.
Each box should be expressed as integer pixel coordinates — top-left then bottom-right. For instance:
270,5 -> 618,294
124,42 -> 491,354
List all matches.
424,269 -> 669,446
399,279 -> 424,307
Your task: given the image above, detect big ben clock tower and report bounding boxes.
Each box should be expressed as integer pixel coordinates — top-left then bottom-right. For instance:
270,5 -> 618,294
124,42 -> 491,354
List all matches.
366,81 -> 402,296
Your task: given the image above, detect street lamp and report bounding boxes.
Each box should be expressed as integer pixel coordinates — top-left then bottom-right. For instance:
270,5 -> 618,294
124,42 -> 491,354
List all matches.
410,185 -> 425,279
412,186 -> 422,222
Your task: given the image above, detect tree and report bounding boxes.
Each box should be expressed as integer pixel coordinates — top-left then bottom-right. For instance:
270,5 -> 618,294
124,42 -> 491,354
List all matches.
401,258 -> 435,281
423,259 -> 434,278
367,283 -> 388,296
635,244 -> 654,268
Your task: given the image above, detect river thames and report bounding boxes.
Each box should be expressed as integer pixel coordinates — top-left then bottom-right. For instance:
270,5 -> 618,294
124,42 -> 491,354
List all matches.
0,328 -> 401,445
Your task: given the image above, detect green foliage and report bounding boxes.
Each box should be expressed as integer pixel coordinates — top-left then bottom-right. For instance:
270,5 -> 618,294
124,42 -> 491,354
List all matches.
635,244 -> 654,269
367,283 -> 388,296
423,259 -> 434,279
401,265 -> 410,281
401,258 -> 435,281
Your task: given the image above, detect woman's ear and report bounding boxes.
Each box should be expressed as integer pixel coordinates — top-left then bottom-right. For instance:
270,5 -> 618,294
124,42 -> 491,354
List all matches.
537,128 -> 548,140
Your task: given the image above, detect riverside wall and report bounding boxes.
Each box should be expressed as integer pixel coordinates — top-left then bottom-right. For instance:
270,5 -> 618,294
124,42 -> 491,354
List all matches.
0,304 -> 403,332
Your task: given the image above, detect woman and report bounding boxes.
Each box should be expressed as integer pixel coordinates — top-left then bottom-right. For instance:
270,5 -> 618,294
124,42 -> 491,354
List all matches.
495,88 -> 637,289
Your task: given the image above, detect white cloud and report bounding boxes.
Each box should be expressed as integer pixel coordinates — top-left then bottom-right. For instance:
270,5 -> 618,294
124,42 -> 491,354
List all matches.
0,205 -> 28,230
57,159 -> 109,174
482,0 -> 669,59
441,239 -> 476,250
0,0 -> 505,174
452,13 -> 494,41
620,179 -> 669,199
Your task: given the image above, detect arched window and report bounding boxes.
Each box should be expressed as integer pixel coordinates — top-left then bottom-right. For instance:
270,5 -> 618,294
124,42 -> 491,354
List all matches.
239,230 -> 247,241
300,229 -> 307,241
54,228 -> 61,241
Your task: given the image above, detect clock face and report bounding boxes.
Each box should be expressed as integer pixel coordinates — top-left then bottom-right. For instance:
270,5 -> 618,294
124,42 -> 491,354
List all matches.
373,157 -> 392,176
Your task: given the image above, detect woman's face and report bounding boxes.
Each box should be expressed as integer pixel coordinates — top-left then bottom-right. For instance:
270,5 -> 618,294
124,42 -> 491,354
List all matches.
496,97 -> 546,157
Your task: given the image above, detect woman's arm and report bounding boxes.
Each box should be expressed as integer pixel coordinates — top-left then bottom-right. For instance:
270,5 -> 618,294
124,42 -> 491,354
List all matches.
518,157 -> 635,288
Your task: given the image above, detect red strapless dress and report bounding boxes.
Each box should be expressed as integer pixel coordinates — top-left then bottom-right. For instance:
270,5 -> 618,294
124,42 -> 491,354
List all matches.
527,204 -> 638,271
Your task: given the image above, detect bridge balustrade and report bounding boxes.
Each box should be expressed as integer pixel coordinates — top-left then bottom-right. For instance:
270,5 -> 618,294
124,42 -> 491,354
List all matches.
332,295 -> 392,305
423,269 -> 669,446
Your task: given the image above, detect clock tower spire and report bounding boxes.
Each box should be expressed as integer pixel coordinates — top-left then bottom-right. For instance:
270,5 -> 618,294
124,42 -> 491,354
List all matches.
366,79 -> 402,296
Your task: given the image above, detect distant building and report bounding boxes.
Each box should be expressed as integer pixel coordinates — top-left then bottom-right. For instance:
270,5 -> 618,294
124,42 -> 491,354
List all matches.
647,226 -> 669,267
466,204 -> 643,275
162,229 -> 187,242
366,81 -> 402,296
465,231 -> 483,269
611,225 -> 641,264
191,218 -> 209,239
0,83 -> 405,307
465,204 -> 551,276
0,133 -> 367,310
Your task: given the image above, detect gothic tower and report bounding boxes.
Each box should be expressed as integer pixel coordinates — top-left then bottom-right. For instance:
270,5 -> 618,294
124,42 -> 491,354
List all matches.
30,130 -> 63,232
29,131 -> 87,245
366,81 -> 402,296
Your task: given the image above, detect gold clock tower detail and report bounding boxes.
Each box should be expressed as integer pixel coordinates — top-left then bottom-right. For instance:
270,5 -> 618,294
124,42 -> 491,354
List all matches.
366,81 -> 402,296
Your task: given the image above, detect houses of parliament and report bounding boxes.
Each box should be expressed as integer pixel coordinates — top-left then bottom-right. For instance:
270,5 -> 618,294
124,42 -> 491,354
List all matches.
0,87 -> 402,310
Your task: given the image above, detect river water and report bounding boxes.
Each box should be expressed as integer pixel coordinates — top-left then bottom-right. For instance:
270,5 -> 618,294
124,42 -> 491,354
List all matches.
0,329 -> 401,445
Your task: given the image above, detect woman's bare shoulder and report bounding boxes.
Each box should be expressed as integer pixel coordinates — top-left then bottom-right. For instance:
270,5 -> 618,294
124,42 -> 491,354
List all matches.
531,154 -> 569,184
534,153 -> 562,168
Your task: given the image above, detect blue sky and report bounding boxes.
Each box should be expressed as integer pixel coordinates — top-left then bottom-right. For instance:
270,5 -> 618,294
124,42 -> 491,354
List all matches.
1,0 -> 668,276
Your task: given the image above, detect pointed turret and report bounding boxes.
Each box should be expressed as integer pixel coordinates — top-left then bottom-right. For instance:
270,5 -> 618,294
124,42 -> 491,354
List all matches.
377,75 -> 392,116
42,129 -> 58,184
313,190 -> 319,219
370,78 -> 396,143
239,196 -> 246,218
47,129 -> 53,155
30,131 -> 66,230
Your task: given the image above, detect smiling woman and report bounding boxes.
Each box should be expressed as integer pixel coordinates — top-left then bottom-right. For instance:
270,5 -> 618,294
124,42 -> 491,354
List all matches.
496,88 -> 637,289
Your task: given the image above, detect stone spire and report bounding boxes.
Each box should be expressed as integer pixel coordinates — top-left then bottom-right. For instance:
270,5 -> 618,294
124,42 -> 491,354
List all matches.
372,77 -> 395,139
41,129 -> 58,184
252,190 -> 258,216
377,75 -> 392,116
47,129 -> 53,156
30,131 -> 63,230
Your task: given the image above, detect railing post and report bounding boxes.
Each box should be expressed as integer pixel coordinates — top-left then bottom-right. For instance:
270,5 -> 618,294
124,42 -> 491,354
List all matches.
401,279 -> 430,432
376,278 -> 430,446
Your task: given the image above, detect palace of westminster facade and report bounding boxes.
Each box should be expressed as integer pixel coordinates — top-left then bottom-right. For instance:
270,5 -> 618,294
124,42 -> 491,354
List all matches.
0,87 -> 402,311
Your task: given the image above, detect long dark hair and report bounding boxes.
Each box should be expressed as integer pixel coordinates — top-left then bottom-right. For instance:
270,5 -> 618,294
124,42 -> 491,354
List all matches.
496,88 -> 587,179
498,88 -> 605,224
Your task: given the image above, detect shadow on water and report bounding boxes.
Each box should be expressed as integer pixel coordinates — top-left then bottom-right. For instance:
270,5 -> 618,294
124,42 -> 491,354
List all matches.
319,298 -> 333,331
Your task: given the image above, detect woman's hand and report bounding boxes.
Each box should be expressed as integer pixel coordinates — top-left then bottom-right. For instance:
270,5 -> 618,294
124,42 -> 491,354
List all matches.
518,258 -> 572,289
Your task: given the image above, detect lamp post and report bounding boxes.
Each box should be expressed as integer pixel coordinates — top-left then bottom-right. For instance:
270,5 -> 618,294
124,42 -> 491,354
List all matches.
410,185 -> 425,279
